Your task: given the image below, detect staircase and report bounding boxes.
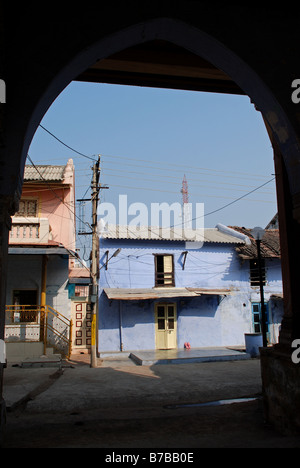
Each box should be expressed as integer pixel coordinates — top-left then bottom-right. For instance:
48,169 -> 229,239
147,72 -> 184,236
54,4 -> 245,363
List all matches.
43,305 -> 73,358
5,304 -> 73,365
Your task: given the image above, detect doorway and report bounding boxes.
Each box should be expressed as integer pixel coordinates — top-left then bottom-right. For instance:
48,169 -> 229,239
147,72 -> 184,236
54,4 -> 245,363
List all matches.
12,289 -> 38,323
155,303 -> 177,349
71,301 -> 92,354
13,289 -> 38,306
252,302 -> 270,343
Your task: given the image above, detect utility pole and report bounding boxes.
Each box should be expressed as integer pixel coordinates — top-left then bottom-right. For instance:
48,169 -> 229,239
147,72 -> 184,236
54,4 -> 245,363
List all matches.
77,155 -> 108,367
256,237 -> 268,348
90,155 -> 100,368
252,227 -> 267,348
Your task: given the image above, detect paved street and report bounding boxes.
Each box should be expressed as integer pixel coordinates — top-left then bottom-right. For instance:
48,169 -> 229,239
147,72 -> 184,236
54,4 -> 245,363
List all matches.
2,356 -> 300,448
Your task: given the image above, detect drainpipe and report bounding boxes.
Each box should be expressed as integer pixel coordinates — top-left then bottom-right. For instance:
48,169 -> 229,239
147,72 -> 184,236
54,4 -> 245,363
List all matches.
41,255 -> 47,354
119,301 -> 123,352
41,255 -> 47,308
216,223 -> 251,245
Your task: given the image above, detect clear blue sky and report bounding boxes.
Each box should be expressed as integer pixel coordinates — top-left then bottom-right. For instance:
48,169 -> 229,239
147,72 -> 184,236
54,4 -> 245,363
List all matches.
29,81 -> 277,252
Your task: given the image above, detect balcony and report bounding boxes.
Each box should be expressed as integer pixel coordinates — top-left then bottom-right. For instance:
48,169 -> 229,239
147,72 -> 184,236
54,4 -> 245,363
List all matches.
9,217 -> 51,244
5,304 -> 72,358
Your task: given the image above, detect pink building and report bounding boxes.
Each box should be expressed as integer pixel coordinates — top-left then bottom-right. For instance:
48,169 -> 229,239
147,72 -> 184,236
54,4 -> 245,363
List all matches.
9,158 -> 76,255
5,159 -> 78,361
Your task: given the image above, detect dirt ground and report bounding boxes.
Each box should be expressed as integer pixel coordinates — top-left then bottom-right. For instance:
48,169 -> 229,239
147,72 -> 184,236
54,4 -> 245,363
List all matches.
3,399 -> 300,449
2,357 -> 300,449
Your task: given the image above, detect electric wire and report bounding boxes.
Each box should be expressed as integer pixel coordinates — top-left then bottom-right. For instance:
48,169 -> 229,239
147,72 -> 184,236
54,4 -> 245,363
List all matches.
100,153 -> 270,180
34,125 -> 276,250
25,154 -> 92,271
99,165 -> 274,192
26,154 -> 92,231
37,125 -> 272,184
39,124 -> 96,161
36,125 -> 275,204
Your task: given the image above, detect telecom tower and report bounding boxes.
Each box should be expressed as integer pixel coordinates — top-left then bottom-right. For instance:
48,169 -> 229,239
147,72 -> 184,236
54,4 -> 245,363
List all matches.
181,174 -> 192,229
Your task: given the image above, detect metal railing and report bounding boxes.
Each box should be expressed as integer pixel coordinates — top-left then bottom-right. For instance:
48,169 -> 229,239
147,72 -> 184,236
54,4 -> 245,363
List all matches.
5,304 -> 39,324
5,305 -> 73,358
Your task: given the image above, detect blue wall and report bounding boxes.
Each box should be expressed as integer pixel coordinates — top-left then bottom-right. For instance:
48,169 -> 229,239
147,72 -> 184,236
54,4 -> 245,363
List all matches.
98,238 -> 283,352
99,238 -> 246,290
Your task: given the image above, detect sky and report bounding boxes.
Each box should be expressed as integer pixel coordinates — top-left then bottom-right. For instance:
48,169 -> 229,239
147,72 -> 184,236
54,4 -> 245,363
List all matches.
28,81 -> 277,255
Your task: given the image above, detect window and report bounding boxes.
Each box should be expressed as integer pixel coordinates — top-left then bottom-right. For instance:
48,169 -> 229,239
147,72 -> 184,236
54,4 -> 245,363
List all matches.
15,199 -> 38,217
250,259 -> 266,287
11,289 -> 38,323
75,285 -> 89,297
154,254 -> 174,287
252,302 -> 269,336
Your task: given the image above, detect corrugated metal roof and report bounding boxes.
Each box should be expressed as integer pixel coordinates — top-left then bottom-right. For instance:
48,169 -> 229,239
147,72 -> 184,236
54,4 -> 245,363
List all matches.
203,228 -> 243,244
104,287 -> 232,300
100,224 -> 245,244
24,164 -> 66,181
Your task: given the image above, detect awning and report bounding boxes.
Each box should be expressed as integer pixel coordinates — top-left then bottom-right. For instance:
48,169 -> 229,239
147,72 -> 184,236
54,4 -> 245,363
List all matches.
8,241 -> 77,257
8,246 -> 70,256
69,267 -> 90,284
103,287 -> 232,301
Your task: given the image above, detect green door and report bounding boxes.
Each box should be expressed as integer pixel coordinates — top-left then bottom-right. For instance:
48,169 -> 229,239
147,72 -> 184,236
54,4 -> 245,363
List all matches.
252,302 -> 269,342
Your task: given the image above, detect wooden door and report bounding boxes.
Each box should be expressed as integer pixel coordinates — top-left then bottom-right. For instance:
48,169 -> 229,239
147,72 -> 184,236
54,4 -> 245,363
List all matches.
71,301 -> 92,353
155,303 -> 177,349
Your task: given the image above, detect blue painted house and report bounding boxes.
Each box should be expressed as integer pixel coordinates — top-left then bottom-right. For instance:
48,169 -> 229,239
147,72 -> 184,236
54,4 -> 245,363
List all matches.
98,224 -> 283,353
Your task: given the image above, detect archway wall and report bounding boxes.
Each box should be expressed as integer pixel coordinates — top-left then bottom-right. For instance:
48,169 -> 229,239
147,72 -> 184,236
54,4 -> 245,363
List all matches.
2,4 -> 300,436
3,6 -> 300,209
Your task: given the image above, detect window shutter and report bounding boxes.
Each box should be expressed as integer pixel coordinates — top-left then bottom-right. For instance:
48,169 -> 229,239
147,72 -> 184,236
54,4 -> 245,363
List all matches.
163,255 -> 173,272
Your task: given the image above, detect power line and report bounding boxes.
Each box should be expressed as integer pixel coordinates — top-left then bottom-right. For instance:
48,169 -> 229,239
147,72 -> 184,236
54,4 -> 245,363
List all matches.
100,162 -> 275,190
101,153 -> 270,180
26,154 -> 92,230
106,182 -> 275,204
200,177 -> 276,220
35,126 -> 275,223
37,125 -> 271,182
100,176 -> 275,246
100,170 -> 275,197
26,154 -> 93,272
39,124 -> 96,161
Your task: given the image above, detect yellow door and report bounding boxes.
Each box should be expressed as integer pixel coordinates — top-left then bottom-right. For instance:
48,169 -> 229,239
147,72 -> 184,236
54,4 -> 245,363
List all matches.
155,303 -> 177,349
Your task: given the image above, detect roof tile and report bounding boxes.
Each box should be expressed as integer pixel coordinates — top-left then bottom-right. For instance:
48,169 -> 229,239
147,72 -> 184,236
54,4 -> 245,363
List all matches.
24,164 -> 66,181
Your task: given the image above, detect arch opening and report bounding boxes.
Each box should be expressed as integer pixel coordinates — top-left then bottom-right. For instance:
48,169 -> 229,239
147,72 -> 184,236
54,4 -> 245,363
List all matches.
2,15 -> 300,436
21,16 -> 300,358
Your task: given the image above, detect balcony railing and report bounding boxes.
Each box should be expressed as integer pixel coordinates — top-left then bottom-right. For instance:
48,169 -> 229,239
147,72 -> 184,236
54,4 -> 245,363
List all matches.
9,217 -> 51,244
5,304 -> 73,358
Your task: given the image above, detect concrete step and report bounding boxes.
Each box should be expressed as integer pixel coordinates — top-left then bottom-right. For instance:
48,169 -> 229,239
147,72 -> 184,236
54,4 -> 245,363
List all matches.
21,354 -> 62,368
129,347 -> 251,366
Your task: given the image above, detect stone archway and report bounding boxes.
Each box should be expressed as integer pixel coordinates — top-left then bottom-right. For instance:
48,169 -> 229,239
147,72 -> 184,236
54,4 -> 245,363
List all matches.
1,14 -> 300,435
17,18 -> 300,197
